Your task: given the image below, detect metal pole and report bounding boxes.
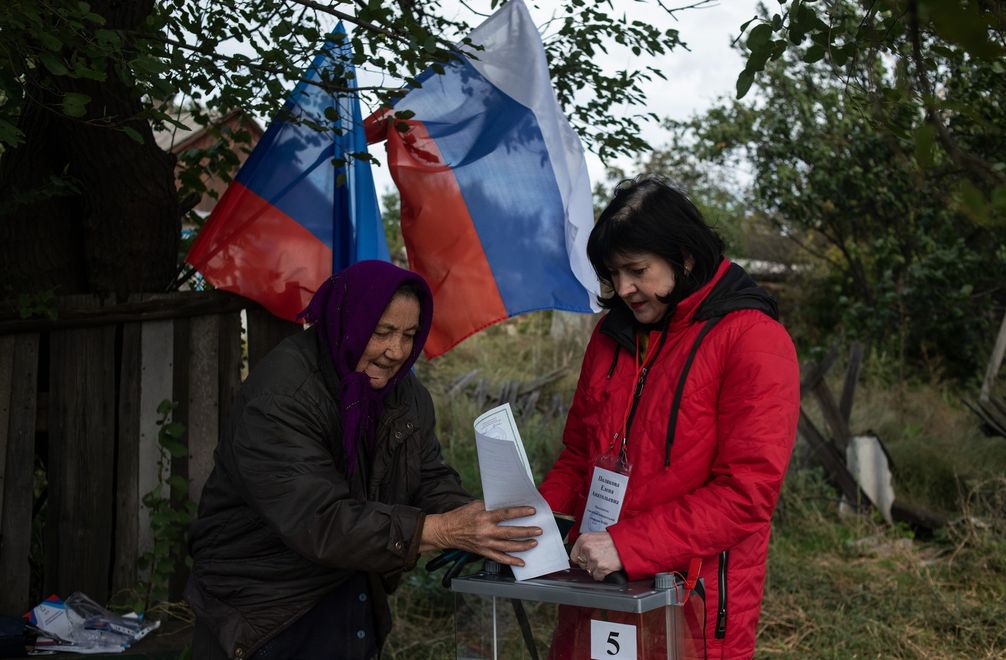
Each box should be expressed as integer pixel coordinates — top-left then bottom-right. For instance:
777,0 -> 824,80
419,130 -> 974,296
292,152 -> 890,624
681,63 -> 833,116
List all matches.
491,596 -> 498,660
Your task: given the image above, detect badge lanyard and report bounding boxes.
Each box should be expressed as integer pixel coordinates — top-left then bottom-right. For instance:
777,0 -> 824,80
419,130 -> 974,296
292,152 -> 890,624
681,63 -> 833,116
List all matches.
580,334 -> 642,534
617,333 -> 644,462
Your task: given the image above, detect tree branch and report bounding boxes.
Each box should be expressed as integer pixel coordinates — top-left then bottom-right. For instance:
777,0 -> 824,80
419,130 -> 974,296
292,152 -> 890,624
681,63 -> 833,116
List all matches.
907,0 -> 1006,189
284,0 -> 458,51
653,0 -> 718,18
155,34 -> 399,94
777,227 -> 844,271
286,0 -> 402,40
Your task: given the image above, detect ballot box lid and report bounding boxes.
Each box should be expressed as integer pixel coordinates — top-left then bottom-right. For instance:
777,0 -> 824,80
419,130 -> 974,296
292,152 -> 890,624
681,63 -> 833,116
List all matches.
450,569 -> 686,613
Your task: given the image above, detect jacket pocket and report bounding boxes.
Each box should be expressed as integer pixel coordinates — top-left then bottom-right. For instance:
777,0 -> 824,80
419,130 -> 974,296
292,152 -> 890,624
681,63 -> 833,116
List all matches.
378,422 -> 420,504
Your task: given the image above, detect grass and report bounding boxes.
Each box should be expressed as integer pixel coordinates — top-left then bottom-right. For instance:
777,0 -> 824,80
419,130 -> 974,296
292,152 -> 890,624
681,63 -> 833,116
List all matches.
759,471 -> 1006,658
410,312 -> 589,490
382,314 -> 1006,659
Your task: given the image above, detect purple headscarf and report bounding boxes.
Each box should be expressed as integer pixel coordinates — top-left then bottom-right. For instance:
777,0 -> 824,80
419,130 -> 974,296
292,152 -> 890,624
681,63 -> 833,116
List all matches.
299,260 -> 433,473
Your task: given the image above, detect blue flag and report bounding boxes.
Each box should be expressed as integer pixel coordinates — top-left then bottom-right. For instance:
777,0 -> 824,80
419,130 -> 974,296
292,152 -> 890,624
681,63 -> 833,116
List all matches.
187,22 -> 390,321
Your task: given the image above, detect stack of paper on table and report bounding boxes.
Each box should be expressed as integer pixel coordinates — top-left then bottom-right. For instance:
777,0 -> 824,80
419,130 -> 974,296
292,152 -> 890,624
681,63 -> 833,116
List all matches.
473,403 -> 570,581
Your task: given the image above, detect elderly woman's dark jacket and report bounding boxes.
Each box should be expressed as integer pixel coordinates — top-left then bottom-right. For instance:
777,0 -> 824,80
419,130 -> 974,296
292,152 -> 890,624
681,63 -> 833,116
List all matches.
185,327 -> 471,658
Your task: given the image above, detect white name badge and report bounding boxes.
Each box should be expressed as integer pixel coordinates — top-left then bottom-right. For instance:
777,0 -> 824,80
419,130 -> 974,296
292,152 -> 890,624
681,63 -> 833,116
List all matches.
590,619 -> 637,659
580,466 -> 629,533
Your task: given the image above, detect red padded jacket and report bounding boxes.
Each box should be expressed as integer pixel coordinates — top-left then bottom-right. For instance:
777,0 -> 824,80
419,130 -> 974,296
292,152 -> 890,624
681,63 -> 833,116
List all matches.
540,259 -> 800,659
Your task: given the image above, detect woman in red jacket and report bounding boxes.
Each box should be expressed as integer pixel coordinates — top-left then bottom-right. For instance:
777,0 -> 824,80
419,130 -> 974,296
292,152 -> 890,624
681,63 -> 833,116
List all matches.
539,176 -> 800,659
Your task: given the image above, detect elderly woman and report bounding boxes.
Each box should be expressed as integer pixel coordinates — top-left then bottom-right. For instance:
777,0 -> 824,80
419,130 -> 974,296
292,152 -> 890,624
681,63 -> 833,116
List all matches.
186,261 -> 540,660
539,176 -> 800,659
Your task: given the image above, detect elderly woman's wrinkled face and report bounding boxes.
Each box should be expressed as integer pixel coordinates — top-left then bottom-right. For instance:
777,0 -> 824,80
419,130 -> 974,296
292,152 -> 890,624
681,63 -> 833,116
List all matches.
355,293 -> 421,389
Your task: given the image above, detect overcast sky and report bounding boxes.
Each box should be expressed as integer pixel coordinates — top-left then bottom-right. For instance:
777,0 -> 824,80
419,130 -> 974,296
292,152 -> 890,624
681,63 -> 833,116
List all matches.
364,0 -> 762,198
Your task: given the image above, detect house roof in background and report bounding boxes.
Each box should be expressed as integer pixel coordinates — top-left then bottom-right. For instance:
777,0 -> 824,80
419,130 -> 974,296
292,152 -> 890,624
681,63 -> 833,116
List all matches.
152,107 -> 263,153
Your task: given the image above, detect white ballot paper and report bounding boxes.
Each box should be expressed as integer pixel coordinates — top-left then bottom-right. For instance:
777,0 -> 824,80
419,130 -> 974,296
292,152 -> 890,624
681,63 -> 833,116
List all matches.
474,403 -> 570,580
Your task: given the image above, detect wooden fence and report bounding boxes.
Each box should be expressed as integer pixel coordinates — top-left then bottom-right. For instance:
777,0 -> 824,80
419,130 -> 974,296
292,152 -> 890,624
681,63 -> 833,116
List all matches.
0,292 -> 300,615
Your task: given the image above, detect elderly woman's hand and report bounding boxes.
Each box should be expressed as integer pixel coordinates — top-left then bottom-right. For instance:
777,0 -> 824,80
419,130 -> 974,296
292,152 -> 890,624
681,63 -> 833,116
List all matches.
570,531 -> 623,581
421,500 -> 542,566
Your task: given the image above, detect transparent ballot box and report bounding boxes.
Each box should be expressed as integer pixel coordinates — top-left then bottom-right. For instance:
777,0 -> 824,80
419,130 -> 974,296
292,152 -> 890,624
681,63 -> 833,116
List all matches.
452,568 -> 694,660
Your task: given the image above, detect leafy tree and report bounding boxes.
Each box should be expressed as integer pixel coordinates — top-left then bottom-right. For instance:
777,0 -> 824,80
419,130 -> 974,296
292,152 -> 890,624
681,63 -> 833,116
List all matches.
632,122 -> 777,260
380,189 -> 405,266
734,0 -> 1006,224
670,1 -> 1006,378
0,0 -> 704,301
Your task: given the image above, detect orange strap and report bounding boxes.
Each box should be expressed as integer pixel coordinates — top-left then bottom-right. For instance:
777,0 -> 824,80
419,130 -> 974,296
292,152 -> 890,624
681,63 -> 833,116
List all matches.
617,332 -> 642,444
684,558 -> 702,592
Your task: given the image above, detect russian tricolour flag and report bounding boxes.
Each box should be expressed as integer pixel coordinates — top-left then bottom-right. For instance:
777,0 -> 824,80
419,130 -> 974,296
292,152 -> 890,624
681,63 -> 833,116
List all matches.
186,24 -> 389,322
367,0 -> 600,357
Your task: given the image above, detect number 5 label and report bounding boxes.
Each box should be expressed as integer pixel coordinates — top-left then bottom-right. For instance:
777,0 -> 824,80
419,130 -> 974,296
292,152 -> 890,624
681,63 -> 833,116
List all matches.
590,620 -> 637,660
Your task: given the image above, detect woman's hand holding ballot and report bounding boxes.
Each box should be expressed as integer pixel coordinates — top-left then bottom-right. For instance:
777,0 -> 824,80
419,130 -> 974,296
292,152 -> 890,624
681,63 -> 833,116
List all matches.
420,500 -> 542,566
570,531 -> 624,582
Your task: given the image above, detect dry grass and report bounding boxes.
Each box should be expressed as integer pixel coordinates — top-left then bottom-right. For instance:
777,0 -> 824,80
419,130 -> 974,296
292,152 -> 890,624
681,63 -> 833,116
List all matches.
800,364 -> 1006,514
758,473 -> 1006,658
389,324 -> 1006,659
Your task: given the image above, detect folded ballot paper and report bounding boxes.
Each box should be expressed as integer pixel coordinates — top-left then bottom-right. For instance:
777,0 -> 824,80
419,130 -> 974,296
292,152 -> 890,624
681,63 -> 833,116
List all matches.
473,403 -> 569,580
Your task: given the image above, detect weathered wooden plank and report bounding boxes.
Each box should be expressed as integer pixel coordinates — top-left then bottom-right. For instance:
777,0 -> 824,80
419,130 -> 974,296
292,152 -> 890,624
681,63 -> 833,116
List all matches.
113,314 -> 142,594
169,317 -> 191,599
799,346 -> 838,398
839,342 -> 864,425
246,306 -> 301,373
890,499 -> 947,538
473,379 -> 488,409
0,290 -> 246,334
172,316 -> 191,479
115,292 -> 179,593
47,295 -> 116,602
187,315 -> 219,505
136,319 -> 174,564
447,369 -> 481,398
967,397 -> 1006,437
217,311 -> 243,443
812,379 -> 851,453
797,410 -> 868,509
0,335 -> 14,522
521,390 -> 541,418
496,381 -> 509,407
0,333 -> 39,614
515,367 -> 568,397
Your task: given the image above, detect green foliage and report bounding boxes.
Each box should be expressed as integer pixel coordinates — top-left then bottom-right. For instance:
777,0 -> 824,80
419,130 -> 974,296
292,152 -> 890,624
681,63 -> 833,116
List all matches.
388,327 -> 1006,658
0,171 -> 81,217
735,0 -> 1006,223
381,189 -> 405,265
1,0 -> 695,182
762,470 -> 1006,657
609,121 -> 794,263
15,289 -> 57,320
0,0 -> 704,264
669,3 -> 1006,379
0,0 -> 113,147
136,400 -> 194,613
538,1 -> 684,160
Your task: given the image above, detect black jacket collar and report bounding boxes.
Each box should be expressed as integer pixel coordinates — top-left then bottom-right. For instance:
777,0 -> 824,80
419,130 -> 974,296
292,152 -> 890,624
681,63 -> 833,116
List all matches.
600,262 -> 778,353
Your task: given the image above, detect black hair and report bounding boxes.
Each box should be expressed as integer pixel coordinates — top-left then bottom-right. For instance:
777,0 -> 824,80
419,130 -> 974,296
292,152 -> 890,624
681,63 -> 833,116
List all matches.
393,280 -> 423,303
587,174 -> 725,314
